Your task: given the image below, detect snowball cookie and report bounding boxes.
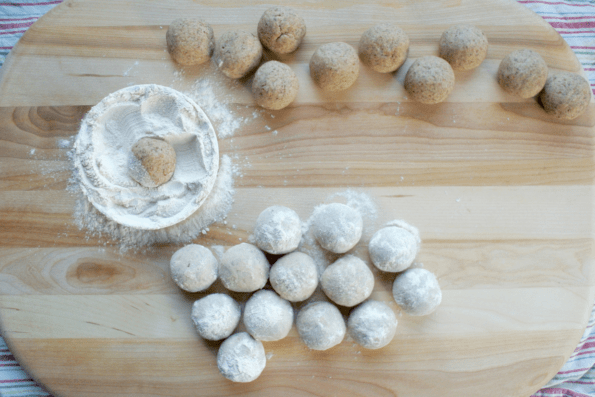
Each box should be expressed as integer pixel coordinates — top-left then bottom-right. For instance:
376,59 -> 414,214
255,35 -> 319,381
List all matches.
309,42 -> 360,92
321,255 -> 374,307
348,300 -> 398,350
539,72 -> 591,120
214,30 -> 263,79
392,268 -> 442,316
243,290 -> 293,342
311,203 -> 363,254
170,244 -> 218,292
166,18 -> 215,66
269,251 -> 318,302
404,56 -> 455,104
217,332 -> 266,383
191,293 -> 241,341
219,243 -> 270,292
128,137 -> 176,188
497,49 -> 548,98
252,61 -> 299,110
368,220 -> 420,273
253,205 -> 302,254
358,23 -> 409,73
296,301 -> 346,350
257,6 -> 306,55
439,25 -> 488,71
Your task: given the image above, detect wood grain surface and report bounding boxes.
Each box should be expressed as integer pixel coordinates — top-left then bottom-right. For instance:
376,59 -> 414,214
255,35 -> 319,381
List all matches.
0,0 -> 594,396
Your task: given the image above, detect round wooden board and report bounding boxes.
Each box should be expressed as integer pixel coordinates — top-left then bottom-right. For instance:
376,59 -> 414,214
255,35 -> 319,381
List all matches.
0,0 -> 594,396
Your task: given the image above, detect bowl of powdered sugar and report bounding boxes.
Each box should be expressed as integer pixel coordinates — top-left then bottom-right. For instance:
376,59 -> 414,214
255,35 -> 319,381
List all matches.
73,84 -> 219,230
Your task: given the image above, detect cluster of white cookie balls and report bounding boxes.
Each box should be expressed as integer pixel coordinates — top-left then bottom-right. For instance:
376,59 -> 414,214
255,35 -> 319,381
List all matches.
169,203 -> 441,383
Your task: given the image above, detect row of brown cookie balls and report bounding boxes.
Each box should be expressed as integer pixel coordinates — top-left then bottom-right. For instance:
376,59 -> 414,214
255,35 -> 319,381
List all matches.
166,6 -> 591,120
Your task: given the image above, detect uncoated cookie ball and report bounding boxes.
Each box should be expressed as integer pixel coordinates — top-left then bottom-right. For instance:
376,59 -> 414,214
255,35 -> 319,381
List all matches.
252,61 -> 299,110
497,49 -> 548,98
128,137 -> 176,188
310,42 -> 360,92
439,24 -> 488,71
404,56 -> 455,104
258,6 -> 306,55
166,18 -> 215,66
539,72 -> 591,120
214,30 -> 263,79
358,23 -> 409,73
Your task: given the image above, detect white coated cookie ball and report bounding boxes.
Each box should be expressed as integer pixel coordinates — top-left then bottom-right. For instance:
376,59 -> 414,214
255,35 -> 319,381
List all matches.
243,290 -> 293,342
296,301 -> 346,351
170,244 -> 218,292
191,293 -> 241,341
348,300 -> 397,349
321,255 -> 374,307
253,205 -> 302,255
369,220 -> 420,273
392,268 -> 442,316
270,251 -> 318,302
217,332 -> 266,383
311,203 -> 363,253
219,243 -> 270,293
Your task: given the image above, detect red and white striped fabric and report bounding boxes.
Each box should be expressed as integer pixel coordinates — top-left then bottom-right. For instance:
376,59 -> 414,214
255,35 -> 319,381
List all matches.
0,1 -> 594,396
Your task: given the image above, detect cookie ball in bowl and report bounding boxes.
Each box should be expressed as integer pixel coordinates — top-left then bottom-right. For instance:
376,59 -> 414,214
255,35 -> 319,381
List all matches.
128,137 -> 176,188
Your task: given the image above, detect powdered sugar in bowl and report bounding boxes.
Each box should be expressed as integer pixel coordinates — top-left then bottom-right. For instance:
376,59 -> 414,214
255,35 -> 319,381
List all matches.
73,84 -> 219,230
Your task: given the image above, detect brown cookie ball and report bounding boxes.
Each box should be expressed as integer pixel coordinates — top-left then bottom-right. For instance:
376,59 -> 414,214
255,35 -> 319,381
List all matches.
214,30 -> 263,79
252,61 -> 299,110
258,6 -> 306,55
358,23 -> 409,73
128,138 -> 176,188
309,42 -> 360,92
439,24 -> 488,71
497,49 -> 548,98
540,72 -> 591,120
404,56 -> 455,104
166,18 -> 214,66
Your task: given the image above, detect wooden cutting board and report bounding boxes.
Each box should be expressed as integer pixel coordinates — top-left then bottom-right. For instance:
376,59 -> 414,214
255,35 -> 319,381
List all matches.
0,0 -> 594,396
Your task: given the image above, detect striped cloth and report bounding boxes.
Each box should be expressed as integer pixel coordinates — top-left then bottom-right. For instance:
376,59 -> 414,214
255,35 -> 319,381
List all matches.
0,1 -> 594,396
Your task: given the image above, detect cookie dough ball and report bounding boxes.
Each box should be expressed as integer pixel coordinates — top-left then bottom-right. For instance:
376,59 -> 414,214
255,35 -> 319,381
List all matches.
348,300 -> 397,349
321,255 -> 374,307
296,301 -> 346,350
214,30 -> 263,79
439,25 -> 488,71
191,293 -> 241,341
497,49 -> 548,98
358,23 -> 409,73
270,252 -> 318,302
392,268 -> 442,316
217,332 -> 266,383
252,61 -> 299,110
219,243 -> 270,292
128,137 -> 176,188
170,244 -> 218,292
166,18 -> 215,66
404,56 -> 455,104
243,290 -> 293,342
257,6 -> 306,55
369,220 -> 420,273
253,205 -> 302,254
311,203 -> 363,253
540,72 -> 591,120
310,42 -> 360,92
